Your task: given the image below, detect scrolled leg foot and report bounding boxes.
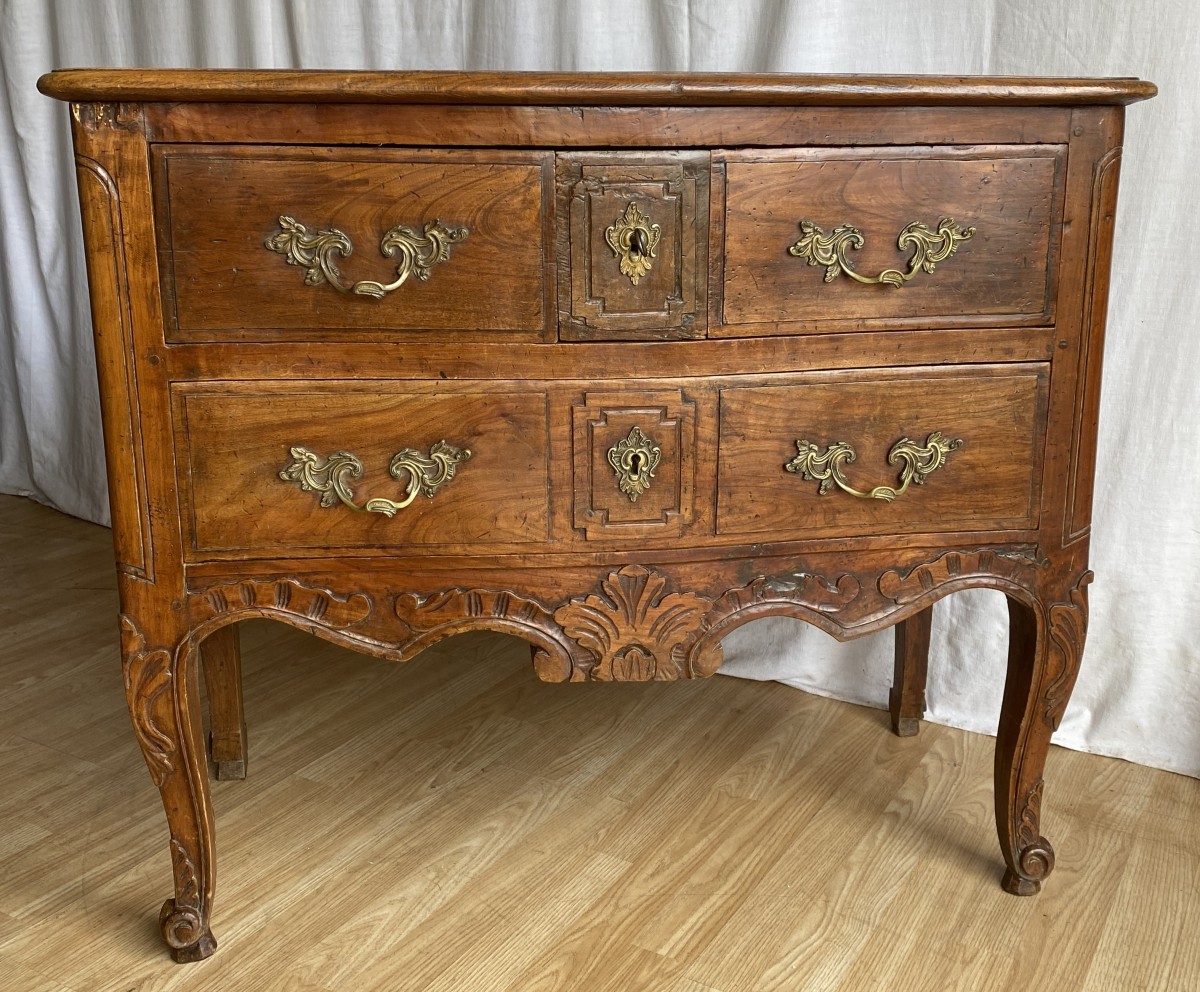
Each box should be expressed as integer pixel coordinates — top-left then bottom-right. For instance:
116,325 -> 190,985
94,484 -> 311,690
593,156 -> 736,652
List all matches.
1000,836 -> 1056,895
160,898 -> 217,962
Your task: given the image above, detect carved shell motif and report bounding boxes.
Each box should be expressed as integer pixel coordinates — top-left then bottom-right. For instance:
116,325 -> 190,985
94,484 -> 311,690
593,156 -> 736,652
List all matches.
553,565 -> 708,681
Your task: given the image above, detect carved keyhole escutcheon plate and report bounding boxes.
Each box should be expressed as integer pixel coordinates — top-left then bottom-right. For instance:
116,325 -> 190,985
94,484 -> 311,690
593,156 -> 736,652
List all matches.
608,426 -> 661,502
605,202 -> 661,286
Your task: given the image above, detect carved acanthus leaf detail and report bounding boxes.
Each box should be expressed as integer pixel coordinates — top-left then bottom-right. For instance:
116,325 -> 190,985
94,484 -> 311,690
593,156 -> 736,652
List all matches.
395,587 -> 574,681
759,571 -> 862,612
878,548 -> 1043,604
160,838 -> 209,954
554,566 -> 709,681
397,587 -> 551,625
1042,571 -> 1093,730
169,837 -> 201,909
1016,779 -> 1041,849
120,615 -> 175,787
687,571 -> 862,677
1013,778 -> 1055,882
192,578 -> 372,628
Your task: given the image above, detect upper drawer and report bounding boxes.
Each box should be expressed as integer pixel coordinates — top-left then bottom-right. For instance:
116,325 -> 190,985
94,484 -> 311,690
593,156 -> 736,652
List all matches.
153,146 -> 552,342
718,145 -> 1064,335
556,152 -> 708,341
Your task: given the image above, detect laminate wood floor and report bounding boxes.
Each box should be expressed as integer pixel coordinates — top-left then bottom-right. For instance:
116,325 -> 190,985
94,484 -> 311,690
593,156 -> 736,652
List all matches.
0,493 -> 1196,991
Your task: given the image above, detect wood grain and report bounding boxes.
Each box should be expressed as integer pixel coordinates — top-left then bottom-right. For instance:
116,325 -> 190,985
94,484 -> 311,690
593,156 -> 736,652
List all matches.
717,364 -> 1048,538
38,68 -> 1158,105
144,103 -> 1080,149
175,383 -> 551,554
201,625 -> 246,780
891,607 -> 932,736
571,389 -> 699,539
558,153 -> 707,339
155,146 -> 551,340
720,146 -> 1063,333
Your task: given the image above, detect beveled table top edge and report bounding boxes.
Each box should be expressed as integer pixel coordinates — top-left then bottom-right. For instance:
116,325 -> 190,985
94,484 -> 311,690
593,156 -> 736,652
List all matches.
38,68 -> 1158,107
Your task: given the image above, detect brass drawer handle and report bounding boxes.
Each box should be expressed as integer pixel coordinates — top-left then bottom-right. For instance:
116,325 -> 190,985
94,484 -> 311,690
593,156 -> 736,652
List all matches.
265,216 -> 467,298
785,432 -> 962,502
605,203 -> 661,286
279,442 -> 471,517
788,218 -> 975,288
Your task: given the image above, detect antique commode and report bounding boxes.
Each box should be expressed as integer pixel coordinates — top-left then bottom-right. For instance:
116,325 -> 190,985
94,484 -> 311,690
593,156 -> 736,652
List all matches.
38,69 -> 1155,960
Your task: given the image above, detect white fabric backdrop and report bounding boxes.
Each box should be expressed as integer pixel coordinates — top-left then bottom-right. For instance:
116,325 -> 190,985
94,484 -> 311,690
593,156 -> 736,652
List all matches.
2,0 -> 1197,776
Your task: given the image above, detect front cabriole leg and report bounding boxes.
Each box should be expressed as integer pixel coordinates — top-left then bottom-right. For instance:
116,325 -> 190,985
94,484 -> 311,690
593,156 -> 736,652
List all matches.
121,614 -> 217,961
995,569 -> 1092,895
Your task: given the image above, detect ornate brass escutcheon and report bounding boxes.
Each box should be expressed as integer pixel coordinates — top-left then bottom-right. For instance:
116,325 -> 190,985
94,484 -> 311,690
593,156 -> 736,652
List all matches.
264,216 -> 467,298
607,426 -> 661,503
279,441 -> 471,516
788,218 -> 975,288
605,202 -> 661,286
785,432 -> 963,502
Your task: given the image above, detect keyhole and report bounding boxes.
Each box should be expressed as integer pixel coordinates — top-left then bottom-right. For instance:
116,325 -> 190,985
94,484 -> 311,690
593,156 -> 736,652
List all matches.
629,227 -> 648,257
628,451 -> 644,478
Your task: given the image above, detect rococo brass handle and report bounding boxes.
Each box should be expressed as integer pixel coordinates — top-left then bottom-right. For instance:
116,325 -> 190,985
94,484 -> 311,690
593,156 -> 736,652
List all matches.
784,432 -> 963,502
264,216 -> 468,298
279,442 -> 471,516
788,218 -> 975,288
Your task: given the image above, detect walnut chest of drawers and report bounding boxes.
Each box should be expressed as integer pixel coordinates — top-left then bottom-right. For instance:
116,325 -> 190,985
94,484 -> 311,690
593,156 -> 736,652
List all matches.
39,69 -> 1155,961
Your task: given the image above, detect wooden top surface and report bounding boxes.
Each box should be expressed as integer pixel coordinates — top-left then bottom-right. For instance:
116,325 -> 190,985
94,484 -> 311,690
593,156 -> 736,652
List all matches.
38,69 -> 1157,106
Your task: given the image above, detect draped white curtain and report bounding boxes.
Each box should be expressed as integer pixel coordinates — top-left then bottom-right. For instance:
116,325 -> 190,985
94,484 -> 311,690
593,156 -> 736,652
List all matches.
3,0 -> 1197,776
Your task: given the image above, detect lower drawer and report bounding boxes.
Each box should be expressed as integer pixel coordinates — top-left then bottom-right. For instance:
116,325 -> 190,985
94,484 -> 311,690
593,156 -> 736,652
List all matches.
175,383 -> 550,555
717,364 -> 1048,538
175,364 -> 1046,558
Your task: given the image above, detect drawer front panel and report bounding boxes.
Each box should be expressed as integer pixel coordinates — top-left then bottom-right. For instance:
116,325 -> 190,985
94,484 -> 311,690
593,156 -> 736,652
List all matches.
571,389 -> 699,540
719,146 -> 1063,333
176,385 -> 550,554
717,365 -> 1048,538
156,146 -> 551,340
557,153 -> 708,340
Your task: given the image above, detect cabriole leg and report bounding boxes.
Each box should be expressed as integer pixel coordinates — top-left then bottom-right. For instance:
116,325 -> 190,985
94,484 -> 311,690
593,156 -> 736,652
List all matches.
201,624 -> 247,780
121,614 -> 217,961
890,606 -> 932,736
995,574 -> 1090,895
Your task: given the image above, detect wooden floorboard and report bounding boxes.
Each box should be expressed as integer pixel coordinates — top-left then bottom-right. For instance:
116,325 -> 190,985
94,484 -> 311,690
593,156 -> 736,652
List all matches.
0,493 -> 1197,991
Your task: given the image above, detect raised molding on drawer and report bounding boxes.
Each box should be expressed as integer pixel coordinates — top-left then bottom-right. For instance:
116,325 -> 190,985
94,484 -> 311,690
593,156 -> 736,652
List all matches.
154,145 -> 554,342
717,144 -> 1066,336
717,363 -> 1050,538
174,382 -> 551,555
571,388 -> 699,540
